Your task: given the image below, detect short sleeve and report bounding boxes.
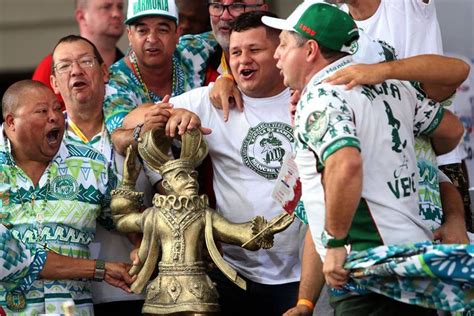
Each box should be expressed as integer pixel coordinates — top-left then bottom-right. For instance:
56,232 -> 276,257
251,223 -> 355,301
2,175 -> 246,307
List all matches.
410,83 -> 445,136
0,225 -> 47,292
104,62 -> 147,133
296,87 -> 360,163
409,0 -> 436,19
177,32 -> 218,89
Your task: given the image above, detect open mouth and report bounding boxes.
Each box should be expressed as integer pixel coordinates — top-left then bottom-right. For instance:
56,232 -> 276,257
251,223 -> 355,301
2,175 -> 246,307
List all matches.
72,81 -> 87,89
240,69 -> 256,79
46,127 -> 61,144
146,47 -> 161,54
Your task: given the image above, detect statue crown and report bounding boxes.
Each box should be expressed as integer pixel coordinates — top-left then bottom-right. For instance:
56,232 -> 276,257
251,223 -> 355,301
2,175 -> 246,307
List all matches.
138,128 -> 208,175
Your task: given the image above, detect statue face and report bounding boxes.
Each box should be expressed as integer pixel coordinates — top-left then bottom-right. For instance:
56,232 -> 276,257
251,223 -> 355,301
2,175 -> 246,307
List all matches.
163,168 -> 199,196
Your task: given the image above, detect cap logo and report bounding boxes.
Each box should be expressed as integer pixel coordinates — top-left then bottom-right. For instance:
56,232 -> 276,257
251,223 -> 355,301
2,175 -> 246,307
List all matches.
299,23 -> 316,37
133,0 -> 169,15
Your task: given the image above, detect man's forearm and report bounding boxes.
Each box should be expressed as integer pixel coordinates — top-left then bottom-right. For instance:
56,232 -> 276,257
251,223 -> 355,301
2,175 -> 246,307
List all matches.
430,110 -> 464,155
111,128 -> 136,156
323,147 -> 363,237
40,252 -> 95,280
384,55 -> 470,101
298,229 -> 325,302
439,181 -> 466,224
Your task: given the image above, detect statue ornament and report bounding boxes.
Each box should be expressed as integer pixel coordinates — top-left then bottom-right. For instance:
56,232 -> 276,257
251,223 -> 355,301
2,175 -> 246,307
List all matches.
110,128 -> 295,315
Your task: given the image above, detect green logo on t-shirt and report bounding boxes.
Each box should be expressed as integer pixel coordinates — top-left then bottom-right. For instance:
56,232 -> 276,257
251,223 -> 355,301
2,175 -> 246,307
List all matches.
241,122 -> 294,179
51,175 -> 79,199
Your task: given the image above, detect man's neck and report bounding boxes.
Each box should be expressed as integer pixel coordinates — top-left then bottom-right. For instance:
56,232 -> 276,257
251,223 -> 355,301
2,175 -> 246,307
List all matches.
66,104 -> 104,140
11,150 -> 49,187
347,0 -> 381,21
136,59 -> 174,98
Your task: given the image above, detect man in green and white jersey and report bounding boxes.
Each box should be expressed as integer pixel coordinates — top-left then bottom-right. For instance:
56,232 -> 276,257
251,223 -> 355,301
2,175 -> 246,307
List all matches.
265,2 -> 464,315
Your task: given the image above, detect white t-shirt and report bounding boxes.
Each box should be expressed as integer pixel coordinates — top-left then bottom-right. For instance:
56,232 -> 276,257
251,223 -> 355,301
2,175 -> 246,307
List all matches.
295,56 -> 441,260
170,86 -> 304,284
342,0 -> 462,165
346,0 -> 443,59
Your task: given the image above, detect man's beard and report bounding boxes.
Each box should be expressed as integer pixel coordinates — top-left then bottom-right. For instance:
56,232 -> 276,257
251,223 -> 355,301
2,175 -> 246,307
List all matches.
211,21 -> 231,51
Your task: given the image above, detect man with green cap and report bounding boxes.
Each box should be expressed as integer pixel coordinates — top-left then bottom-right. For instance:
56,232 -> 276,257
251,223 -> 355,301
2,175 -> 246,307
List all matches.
263,1 -> 463,315
104,0 -> 218,155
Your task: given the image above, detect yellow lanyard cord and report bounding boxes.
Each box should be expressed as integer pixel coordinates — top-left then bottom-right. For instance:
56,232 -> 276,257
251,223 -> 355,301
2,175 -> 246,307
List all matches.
67,119 -> 89,143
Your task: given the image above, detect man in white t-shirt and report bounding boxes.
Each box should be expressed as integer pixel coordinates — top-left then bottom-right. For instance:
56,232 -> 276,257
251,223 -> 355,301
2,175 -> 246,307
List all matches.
264,2 -> 463,315
329,0 -> 472,232
123,11 -> 305,316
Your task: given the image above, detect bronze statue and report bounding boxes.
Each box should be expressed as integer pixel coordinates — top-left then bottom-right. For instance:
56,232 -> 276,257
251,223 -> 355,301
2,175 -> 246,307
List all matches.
110,129 -> 294,315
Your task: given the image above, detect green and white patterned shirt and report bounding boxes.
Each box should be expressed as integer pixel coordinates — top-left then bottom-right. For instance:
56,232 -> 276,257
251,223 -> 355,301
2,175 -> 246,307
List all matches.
295,56 -> 444,259
0,225 -> 47,293
104,32 -> 218,133
0,126 -> 117,315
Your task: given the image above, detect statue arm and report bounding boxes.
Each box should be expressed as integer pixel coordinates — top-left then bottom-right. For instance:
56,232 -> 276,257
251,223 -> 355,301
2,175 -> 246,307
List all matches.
114,213 -> 143,233
211,210 -> 294,251
110,145 -> 145,233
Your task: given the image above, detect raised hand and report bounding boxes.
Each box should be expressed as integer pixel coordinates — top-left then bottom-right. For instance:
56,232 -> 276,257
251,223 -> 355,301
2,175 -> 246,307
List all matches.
123,145 -> 142,187
165,108 -> 212,137
209,76 -> 243,122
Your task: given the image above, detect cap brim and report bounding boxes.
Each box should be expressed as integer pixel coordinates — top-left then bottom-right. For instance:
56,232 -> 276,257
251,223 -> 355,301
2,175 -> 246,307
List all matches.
125,12 -> 177,25
261,16 -> 295,32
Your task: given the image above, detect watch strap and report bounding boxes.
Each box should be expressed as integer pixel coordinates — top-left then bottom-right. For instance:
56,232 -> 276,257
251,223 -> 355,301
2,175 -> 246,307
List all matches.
133,123 -> 144,142
322,230 -> 348,248
93,259 -> 106,282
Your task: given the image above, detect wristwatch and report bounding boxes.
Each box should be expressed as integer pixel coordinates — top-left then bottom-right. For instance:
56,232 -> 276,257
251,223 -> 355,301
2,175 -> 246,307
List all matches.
133,123 -> 144,143
321,230 -> 348,249
93,259 -> 106,282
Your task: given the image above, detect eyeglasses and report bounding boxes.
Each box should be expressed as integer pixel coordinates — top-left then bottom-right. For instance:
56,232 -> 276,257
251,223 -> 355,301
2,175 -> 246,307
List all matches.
54,56 -> 97,74
208,2 -> 264,17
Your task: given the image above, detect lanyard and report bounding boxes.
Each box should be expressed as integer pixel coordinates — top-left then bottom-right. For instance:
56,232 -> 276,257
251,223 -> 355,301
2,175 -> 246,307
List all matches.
67,118 -> 89,143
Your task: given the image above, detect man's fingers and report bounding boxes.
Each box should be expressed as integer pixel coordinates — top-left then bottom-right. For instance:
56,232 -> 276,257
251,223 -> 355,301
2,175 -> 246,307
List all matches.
200,127 -> 212,135
222,96 -> 230,122
234,88 -> 244,112
178,116 -> 191,135
161,94 -> 171,104
165,119 -> 177,137
345,80 -> 358,90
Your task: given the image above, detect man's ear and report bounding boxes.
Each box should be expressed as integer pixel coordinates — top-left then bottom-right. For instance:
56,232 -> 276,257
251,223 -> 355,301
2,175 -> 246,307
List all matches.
4,113 -> 15,131
50,73 -> 60,95
101,63 -> 109,83
75,9 -> 85,25
306,40 -> 320,63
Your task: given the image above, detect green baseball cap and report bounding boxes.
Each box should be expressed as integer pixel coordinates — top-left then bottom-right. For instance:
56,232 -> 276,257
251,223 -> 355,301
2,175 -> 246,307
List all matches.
125,0 -> 178,25
261,1 -> 359,53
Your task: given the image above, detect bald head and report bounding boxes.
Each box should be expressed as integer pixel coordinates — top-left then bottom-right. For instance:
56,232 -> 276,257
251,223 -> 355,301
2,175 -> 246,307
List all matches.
2,80 -> 50,119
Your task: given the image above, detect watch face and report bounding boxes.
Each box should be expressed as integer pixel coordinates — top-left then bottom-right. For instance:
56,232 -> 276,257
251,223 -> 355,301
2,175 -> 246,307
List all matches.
321,230 -> 330,247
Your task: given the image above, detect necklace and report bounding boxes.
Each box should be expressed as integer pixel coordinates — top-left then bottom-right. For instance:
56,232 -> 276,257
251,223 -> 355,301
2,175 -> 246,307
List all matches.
67,118 -> 90,143
129,51 -> 181,102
